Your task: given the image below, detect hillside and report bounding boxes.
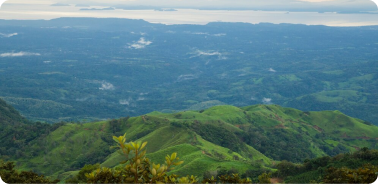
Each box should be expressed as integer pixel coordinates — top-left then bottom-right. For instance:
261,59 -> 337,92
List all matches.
0,98 -> 65,160
0,98 -> 28,124
4,104 -> 377,180
274,148 -> 378,183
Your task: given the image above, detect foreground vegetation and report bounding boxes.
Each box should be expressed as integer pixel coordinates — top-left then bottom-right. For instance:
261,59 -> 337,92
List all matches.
275,148 -> 378,183
65,134 -> 378,183
1,138 -> 377,183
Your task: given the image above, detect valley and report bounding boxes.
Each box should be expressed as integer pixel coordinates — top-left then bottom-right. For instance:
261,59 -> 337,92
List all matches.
0,18 -> 378,124
1,17 -> 378,183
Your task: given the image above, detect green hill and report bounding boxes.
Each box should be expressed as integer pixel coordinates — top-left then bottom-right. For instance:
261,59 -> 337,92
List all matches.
0,98 -> 65,160
0,98 -> 28,124
2,104 -> 378,180
274,148 -> 378,183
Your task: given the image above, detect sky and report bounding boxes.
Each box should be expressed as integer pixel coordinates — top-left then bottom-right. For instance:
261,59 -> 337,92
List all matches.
0,0 -> 378,26
2,0 -> 377,11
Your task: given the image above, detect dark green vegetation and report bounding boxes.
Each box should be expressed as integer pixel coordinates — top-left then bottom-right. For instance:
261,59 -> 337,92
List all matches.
1,18 -> 378,124
1,99 -> 377,181
0,98 -> 65,158
275,148 -> 378,183
0,160 -> 59,183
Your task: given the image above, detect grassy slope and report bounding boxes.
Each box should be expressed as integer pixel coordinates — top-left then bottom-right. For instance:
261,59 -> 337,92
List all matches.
11,104 -> 378,180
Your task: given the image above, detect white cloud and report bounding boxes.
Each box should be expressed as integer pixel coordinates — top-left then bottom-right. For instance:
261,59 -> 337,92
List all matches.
43,60 -> 52,63
99,81 -> 115,90
191,49 -> 227,60
186,32 -> 226,36
0,33 -> 18,37
213,33 -> 226,36
73,0 -> 375,12
262,97 -> 272,104
72,0 -> 373,12
0,52 -> 41,57
192,32 -> 209,35
128,37 -> 152,49
269,68 -> 277,72
119,98 -> 132,105
177,74 -> 197,82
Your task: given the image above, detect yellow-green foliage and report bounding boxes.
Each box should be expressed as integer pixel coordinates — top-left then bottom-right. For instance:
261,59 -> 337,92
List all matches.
85,133 -> 255,184
323,164 -> 378,183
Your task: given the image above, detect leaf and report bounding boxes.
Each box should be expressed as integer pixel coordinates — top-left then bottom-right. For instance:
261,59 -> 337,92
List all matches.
152,168 -> 157,176
171,152 -> 177,161
140,141 -> 148,150
173,161 -> 184,166
131,142 -> 137,149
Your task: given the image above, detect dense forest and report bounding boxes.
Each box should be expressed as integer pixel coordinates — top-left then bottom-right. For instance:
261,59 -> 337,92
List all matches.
0,18 -> 378,125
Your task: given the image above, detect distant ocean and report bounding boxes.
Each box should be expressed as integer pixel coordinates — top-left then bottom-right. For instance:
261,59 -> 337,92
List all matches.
1,4 -> 378,26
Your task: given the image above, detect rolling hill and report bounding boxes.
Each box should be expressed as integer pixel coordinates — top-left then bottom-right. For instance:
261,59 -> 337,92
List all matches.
2,102 -> 377,181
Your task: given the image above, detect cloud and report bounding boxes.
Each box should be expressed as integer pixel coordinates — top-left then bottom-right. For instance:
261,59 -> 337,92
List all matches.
76,97 -> 89,102
262,97 -> 272,104
191,49 -> 227,60
80,7 -> 115,11
128,37 -> 152,49
213,33 -> 227,37
186,32 -> 226,36
51,3 -> 70,6
0,33 -> 18,37
119,98 -> 132,105
137,97 -> 146,101
298,0 -> 336,2
57,0 -> 376,12
191,32 -> 209,35
177,74 -> 198,82
0,52 -> 41,57
269,68 -> 277,72
99,81 -> 115,90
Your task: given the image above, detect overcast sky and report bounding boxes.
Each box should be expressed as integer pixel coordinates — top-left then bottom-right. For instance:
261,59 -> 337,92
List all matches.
0,0 -> 378,26
2,0 -> 378,11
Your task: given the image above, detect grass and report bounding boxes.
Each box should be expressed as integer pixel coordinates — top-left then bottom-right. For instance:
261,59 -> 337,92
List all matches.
313,90 -> 360,103
11,104 -> 378,181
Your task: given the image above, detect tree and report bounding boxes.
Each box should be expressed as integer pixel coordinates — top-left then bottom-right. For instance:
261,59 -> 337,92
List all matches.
66,164 -> 100,183
323,164 -> 378,183
258,172 -> 272,184
84,133 -> 253,184
0,160 -> 59,183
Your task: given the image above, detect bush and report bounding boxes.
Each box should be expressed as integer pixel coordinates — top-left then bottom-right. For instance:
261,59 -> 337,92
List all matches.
0,160 -> 59,183
84,133 -> 253,184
